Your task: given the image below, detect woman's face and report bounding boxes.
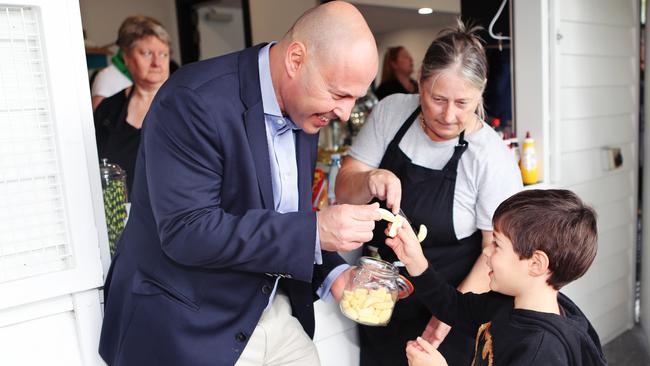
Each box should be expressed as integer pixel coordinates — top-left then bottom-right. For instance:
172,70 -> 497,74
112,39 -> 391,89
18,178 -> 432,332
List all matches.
419,70 -> 482,141
392,48 -> 414,76
123,35 -> 170,87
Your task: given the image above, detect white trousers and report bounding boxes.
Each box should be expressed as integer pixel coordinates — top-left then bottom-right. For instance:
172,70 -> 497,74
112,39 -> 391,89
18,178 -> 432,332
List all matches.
235,292 -> 321,366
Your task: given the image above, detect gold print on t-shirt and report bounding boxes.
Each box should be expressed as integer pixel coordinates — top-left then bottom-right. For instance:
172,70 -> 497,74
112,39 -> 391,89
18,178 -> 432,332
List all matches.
471,322 -> 494,366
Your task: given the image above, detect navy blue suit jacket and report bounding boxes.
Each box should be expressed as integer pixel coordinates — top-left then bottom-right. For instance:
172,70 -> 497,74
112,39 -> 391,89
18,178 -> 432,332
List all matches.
99,44 -> 346,366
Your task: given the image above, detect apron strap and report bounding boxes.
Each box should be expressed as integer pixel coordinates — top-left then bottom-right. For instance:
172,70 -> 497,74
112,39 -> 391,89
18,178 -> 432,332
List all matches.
386,106 -> 421,150
443,130 -> 469,172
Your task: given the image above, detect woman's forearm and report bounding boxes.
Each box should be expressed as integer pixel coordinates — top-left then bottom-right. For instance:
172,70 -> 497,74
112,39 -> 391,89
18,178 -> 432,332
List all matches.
457,231 -> 492,294
335,158 -> 373,204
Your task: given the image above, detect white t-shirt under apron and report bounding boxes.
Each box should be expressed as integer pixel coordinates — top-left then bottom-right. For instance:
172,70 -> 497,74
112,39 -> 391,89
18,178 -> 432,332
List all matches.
349,93 -> 523,240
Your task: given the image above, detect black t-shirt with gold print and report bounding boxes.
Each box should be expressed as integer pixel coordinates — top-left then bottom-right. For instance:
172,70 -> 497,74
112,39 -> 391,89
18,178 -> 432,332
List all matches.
408,267 -> 607,366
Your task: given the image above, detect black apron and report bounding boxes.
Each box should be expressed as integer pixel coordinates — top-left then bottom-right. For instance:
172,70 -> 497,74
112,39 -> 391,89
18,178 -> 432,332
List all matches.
359,107 -> 483,366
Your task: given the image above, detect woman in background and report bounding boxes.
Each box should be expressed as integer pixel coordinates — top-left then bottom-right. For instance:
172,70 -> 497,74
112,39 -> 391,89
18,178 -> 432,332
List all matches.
375,46 -> 418,100
94,15 -> 171,194
336,20 -> 522,366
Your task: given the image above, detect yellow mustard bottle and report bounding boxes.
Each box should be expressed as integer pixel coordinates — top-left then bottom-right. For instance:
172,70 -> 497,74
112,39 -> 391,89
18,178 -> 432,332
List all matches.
520,131 -> 539,185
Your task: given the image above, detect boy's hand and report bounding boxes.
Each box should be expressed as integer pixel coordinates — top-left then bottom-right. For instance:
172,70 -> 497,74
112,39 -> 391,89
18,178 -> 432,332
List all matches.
421,316 -> 452,348
406,337 -> 448,366
385,221 -> 428,276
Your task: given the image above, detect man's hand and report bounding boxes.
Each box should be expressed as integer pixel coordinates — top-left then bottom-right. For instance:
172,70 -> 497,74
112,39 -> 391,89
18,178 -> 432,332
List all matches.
406,337 -> 448,366
421,316 -> 452,349
330,267 -> 355,302
366,169 -> 401,214
317,202 -> 381,252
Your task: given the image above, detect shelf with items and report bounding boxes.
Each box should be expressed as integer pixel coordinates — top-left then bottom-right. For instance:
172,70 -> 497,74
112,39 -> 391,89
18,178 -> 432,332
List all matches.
84,46 -> 111,71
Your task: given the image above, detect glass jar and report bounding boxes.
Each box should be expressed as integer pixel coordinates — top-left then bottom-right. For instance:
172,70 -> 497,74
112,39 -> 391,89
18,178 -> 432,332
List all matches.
340,256 -> 414,326
99,158 -> 128,256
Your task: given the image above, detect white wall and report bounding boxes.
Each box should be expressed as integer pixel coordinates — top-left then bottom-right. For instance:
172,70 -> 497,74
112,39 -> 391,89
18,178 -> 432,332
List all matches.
1,0 -> 109,365
196,4 -> 246,60
248,0 -> 318,44
1,311 -> 83,365
79,0 -> 180,64
350,0 -> 460,13
515,0 -> 639,345
376,26 -> 453,84
643,0 -> 650,350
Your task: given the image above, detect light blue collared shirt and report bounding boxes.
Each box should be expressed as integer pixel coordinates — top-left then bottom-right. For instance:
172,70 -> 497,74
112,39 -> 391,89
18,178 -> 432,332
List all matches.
258,43 -> 346,304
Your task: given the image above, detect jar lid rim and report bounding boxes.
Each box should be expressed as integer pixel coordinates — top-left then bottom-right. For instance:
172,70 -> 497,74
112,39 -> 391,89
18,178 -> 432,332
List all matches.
359,256 -> 398,276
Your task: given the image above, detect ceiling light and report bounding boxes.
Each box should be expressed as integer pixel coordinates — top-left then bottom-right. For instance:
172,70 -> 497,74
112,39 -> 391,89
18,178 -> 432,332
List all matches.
418,7 -> 433,15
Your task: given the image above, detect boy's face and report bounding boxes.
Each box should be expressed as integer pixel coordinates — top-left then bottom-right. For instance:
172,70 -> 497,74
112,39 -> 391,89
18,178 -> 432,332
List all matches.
482,230 -> 531,296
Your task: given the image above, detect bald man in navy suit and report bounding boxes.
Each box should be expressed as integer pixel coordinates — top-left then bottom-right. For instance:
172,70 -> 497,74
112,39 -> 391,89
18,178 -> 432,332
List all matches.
99,2 -> 380,365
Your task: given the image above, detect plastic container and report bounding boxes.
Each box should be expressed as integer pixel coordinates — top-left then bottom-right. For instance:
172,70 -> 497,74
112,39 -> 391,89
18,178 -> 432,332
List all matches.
327,154 -> 341,205
510,133 -> 520,165
100,158 -> 128,255
520,132 -> 539,185
340,256 -> 414,326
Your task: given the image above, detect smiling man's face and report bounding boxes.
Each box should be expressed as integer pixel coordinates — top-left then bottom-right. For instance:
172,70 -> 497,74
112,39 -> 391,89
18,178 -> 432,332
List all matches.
281,44 -> 376,134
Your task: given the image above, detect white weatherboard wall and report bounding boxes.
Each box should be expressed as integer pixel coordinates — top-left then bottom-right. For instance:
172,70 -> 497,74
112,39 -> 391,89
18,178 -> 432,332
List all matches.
0,0 -> 109,365
515,0 -> 639,344
643,0 -> 650,351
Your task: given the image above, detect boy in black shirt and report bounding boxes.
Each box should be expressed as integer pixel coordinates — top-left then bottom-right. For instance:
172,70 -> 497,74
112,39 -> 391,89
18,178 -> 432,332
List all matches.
385,189 -> 607,365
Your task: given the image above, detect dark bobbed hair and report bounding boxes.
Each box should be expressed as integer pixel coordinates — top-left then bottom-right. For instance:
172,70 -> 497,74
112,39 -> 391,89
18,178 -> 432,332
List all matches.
493,189 -> 598,290
381,46 -> 406,83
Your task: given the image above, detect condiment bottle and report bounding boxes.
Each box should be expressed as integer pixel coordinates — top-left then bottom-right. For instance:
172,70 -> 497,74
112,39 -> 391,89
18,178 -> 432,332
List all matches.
520,132 -> 539,185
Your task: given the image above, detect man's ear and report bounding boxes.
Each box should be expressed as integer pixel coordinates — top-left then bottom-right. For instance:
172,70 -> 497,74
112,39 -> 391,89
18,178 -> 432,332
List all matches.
528,250 -> 551,277
284,41 -> 307,78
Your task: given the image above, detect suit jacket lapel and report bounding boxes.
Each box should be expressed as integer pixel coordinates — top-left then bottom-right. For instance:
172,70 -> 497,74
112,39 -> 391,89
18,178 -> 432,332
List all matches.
243,104 -> 274,209
296,131 -> 318,212
240,44 -> 274,210
239,43 -> 319,212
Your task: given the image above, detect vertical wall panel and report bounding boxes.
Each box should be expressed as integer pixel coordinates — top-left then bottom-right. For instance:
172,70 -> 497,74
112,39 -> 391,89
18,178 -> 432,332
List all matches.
553,0 -> 638,344
561,114 -> 635,152
515,0 -> 638,345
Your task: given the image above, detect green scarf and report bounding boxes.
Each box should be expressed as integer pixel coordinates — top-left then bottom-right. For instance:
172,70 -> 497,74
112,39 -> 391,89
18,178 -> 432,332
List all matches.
111,49 -> 133,81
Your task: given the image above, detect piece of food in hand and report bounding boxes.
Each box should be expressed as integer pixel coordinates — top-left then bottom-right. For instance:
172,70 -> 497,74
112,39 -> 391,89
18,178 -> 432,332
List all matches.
340,287 -> 395,325
387,214 -> 404,237
376,207 -> 396,222
377,208 -> 427,241
417,224 -> 427,242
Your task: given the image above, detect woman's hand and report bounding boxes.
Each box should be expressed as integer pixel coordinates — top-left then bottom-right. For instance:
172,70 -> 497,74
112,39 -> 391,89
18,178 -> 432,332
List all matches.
406,337 -> 448,366
366,169 -> 402,213
335,157 -> 401,211
385,222 -> 428,276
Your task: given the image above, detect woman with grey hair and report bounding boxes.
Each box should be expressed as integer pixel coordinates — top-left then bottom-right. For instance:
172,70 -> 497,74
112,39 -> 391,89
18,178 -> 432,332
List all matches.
336,19 -> 522,366
94,15 -> 171,194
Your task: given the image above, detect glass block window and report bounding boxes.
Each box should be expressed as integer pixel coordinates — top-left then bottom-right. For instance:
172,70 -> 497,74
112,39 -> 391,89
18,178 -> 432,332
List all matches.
0,6 -> 73,283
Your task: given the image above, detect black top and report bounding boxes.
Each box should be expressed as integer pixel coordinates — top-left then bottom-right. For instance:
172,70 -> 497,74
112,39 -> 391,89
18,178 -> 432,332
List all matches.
410,266 -> 607,366
94,88 -> 140,194
375,78 -> 418,100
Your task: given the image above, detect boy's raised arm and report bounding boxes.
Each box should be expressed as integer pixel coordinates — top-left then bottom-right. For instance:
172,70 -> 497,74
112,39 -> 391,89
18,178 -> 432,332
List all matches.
386,223 -> 509,332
